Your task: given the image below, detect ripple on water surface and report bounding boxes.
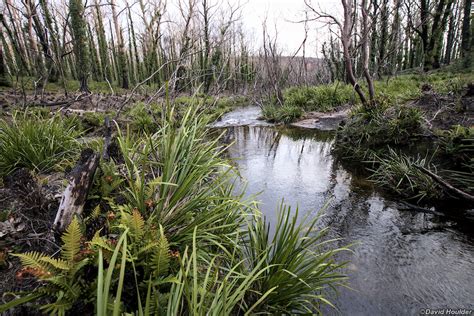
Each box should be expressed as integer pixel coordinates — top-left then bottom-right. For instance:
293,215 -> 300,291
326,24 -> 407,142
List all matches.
218,108 -> 474,314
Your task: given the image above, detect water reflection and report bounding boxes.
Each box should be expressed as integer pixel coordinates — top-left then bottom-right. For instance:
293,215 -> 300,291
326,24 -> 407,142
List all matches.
224,123 -> 474,315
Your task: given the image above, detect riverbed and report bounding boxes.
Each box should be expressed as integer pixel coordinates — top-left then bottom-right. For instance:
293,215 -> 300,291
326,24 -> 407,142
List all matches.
212,106 -> 474,315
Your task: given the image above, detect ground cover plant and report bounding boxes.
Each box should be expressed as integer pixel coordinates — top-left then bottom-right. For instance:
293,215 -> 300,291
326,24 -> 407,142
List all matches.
0,112 -> 82,176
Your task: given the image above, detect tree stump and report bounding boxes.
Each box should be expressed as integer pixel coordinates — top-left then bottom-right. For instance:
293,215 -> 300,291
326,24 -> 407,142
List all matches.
53,148 -> 99,234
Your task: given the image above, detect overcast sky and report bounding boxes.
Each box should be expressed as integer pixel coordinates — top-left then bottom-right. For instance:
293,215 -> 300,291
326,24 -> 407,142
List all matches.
239,0 -> 340,57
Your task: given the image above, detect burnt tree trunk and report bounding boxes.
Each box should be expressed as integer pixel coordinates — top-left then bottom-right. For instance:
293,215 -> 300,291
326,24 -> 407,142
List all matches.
53,149 -> 99,234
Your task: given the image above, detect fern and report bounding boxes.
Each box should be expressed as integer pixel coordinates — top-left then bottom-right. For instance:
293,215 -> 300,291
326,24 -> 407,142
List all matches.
61,217 -> 82,262
91,205 -> 101,219
41,298 -> 73,316
131,209 -> 145,236
90,231 -> 113,251
14,251 -> 49,271
137,241 -> 160,256
152,228 -> 170,277
40,257 -> 70,270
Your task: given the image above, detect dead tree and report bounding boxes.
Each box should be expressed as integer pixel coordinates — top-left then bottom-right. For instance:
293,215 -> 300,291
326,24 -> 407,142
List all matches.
305,0 -> 369,105
53,149 -> 99,234
361,0 -> 375,101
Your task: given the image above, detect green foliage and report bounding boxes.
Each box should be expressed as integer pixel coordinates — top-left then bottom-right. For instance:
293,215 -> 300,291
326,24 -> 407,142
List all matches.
284,82 -> 355,112
69,0 -> 89,90
335,105 -> 423,159
127,102 -> 160,133
244,204 -> 347,314
436,126 -> 474,193
261,104 -> 303,124
375,76 -> 421,102
0,112 -> 81,176
3,218 -> 90,315
81,111 -> 108,131
61,217 -> 82,262
436,125 -> 474,165
1,105 -> 347,315
369,148 -> 442,201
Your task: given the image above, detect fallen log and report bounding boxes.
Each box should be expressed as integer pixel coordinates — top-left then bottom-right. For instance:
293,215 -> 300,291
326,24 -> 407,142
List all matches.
53,148 -> 99,234
416,166 -> 474,202
26,95 -> 86,108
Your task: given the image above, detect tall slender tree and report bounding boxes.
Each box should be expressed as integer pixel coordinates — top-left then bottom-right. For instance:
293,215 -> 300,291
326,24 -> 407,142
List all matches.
69,0 -> 90,92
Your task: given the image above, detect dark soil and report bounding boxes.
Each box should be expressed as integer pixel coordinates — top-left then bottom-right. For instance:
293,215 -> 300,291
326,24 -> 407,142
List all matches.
0,169 -> 64,302
415,90 -> 474,130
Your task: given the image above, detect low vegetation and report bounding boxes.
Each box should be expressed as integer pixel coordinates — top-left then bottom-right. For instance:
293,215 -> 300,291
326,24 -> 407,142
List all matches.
0,112 -> 82,176
369,149 -> 443,202
0,105 -> 348,315
334,104 -> 424,160
330,70 -> 474,203
261,71 -> 474,124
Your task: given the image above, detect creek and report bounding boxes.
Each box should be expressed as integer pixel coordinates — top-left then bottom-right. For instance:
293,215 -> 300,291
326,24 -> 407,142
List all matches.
212,106 -> 474,315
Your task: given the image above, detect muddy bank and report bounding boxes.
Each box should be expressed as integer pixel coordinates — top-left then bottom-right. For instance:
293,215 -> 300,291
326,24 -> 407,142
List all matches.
290,108 -> 350,130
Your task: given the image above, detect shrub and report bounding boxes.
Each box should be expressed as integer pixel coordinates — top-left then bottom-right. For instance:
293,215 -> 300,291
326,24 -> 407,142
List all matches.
0,112 -> 81,176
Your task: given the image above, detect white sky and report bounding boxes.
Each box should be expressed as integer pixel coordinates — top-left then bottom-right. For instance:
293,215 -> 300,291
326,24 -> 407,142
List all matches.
239,0 -> 341,57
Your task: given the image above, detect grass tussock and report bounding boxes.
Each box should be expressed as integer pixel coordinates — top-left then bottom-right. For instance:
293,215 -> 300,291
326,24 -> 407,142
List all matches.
436,125 -> 474,193
0,112 -> 82,176
0,105 -> 347,315
369,148 -> 442,201
334,104 -> 424,159
284,82 -> 355,112
261,104 -> 304,124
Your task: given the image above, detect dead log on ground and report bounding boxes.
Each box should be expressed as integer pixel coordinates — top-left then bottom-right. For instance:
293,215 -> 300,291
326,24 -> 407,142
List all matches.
416,166 -> 474,202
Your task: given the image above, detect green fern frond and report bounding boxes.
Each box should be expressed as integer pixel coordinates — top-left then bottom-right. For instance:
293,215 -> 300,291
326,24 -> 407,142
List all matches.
61,217 -> 82,262
40,257 -> 70,270
46,276 -> 83,299
131,209 -> 145,236
14,252 -> 50,271
137,241 -> 160,256
152,228 -> 170,277
89,231 -> 113,251
91,205 -> 101,219
40,298 -> 74,316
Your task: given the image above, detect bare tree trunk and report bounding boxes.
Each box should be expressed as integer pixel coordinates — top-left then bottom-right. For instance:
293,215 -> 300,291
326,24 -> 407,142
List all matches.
361,0 -> 375,102
110,0 -> 129,89
341,0 -> 367,105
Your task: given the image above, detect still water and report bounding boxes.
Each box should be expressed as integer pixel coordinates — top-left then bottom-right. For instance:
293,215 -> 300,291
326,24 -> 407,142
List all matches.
214,107 -> 474,315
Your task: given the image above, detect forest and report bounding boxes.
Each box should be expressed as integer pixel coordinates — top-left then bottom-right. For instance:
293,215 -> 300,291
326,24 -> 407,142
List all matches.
0,0 -> 473,315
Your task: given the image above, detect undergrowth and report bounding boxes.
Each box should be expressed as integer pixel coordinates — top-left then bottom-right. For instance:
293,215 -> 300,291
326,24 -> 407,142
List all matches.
334,103 -> 424,160
369,148 -> 443,201
0,112 -> 82,176
0,105 -> 348,315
